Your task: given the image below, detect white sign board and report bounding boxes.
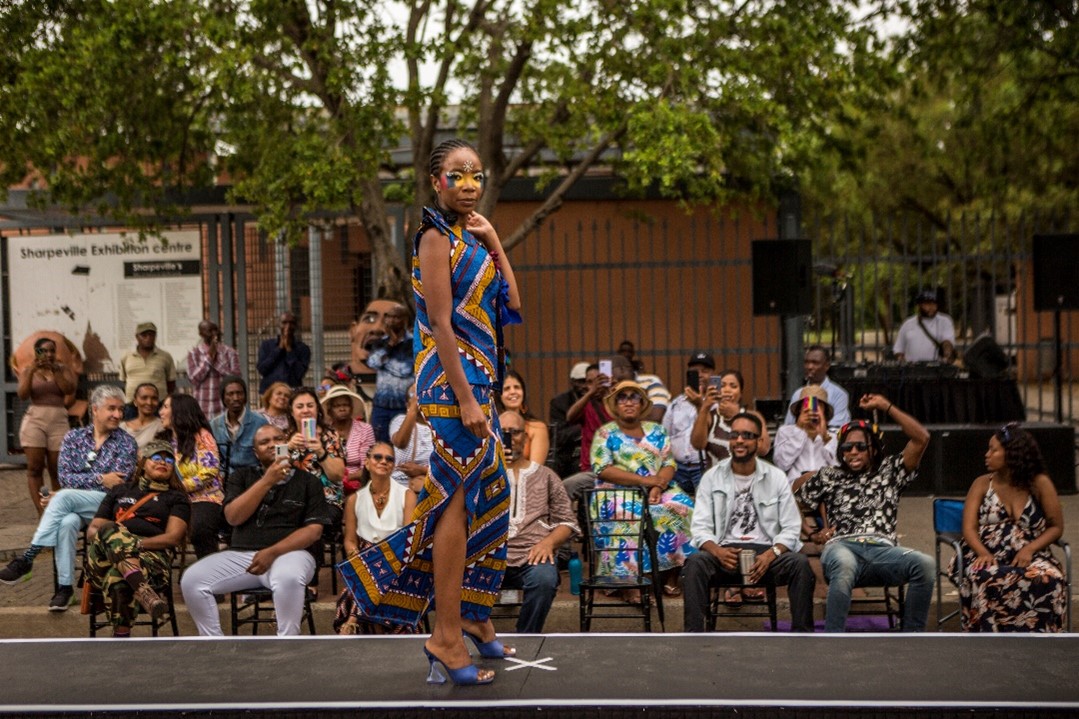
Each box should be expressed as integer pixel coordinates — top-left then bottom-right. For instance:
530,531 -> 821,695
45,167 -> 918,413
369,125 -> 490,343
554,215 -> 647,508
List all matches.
6,231 -> 203,374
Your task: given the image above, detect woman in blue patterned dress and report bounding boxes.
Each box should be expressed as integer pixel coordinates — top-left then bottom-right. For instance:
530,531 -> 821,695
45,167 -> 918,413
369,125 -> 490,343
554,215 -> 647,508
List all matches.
338,139 -> 520,686
958,423 -> 1066,632
590,380 -> 695,600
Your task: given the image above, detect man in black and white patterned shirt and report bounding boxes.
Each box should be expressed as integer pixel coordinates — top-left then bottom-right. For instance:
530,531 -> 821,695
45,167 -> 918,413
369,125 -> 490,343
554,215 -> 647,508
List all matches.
794,394 -> 933,632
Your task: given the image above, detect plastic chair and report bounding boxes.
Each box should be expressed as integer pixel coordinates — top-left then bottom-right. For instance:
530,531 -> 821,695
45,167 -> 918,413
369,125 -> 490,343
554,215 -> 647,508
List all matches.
935,496 -> 1073,632
577,487 -> 664,632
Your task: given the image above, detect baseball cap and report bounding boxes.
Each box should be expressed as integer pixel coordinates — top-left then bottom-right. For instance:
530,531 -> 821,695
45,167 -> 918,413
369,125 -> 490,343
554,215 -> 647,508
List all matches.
569,362 -> 590,380
135,321 -> 158,335
140,440 -> 174,460
687,351 -> 715,369
916,289 -> 938,303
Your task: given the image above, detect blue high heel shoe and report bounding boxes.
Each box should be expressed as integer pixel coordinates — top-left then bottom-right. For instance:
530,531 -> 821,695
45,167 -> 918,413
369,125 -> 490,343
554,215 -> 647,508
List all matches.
424,647 -> 494,686
463,629 -> 516,659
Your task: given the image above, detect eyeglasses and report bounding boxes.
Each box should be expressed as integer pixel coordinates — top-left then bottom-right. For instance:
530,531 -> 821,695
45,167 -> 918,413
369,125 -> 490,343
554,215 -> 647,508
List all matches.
840,441 -> 869,453
730,430 -> 760,440
502,428 -> 525,436
369,453 -> 395,463
615,393 -> 643,404
318,383 -> 334,392
148,453 -> 175,465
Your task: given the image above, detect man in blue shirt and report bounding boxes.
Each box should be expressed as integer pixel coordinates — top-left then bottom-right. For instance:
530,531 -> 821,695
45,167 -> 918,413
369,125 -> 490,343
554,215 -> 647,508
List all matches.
256,312 -> 311,392
210,376 -> 268,477
0,385 -> 137,611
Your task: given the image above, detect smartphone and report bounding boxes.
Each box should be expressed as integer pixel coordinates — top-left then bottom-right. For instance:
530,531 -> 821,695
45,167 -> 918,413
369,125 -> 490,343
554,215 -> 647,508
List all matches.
301,417 -> 317,441
500,429 -> 514,448
708,375 -> 723,389
598,359 -> 613,378
686,369 -> 700,391
275,444 -> 290,461
805,396 -> 820,414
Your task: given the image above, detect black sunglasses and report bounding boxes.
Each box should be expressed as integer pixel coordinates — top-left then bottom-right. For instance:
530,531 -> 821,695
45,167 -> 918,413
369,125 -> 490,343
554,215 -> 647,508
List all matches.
730,430 -> 760,440
369,453 -> 395,463
840,441 -> 869,453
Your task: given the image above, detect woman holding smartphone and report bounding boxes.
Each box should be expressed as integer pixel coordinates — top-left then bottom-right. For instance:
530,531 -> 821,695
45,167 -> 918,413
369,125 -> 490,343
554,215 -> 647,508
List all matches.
285,387 -> 346,526
340,139 -> 520,686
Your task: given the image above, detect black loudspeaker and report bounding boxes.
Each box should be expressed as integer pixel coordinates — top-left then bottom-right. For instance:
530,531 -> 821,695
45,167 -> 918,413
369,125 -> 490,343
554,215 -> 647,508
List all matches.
963,334 -> 1010,379
752,239 -> 812,316
896,424 -> 1076,496
1033,234 -> 1079,311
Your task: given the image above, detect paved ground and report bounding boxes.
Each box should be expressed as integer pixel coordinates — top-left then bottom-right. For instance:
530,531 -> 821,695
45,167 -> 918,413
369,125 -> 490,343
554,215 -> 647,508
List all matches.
2,462 -> 1077,637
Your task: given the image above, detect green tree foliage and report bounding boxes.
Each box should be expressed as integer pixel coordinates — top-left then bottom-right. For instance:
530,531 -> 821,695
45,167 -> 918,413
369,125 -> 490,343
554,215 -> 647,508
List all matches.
1,0 -> 880,299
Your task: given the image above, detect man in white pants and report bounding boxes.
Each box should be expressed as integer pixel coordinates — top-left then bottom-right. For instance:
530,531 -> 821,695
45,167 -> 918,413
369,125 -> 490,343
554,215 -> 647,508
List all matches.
181,424 -> 329,635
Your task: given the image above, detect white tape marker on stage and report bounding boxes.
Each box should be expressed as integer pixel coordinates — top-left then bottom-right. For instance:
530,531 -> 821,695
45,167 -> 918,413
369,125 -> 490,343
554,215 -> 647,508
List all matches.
503,656 -> 557,672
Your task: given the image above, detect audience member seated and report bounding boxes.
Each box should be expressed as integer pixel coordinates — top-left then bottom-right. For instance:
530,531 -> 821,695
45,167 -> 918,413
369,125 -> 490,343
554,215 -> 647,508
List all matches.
663,351 -> 715,496
210,376 -> 268,476
389,385 -> 433,490
590,381 -> 693,598
286,387 -> 346,530
84,440 -> 190,636
257,381 -> 293,432
794,395 -> 934,632
499,410 -> 580,633
322,385 -> 375,494
181,424 -> 330,636
548,362 -> 592,478
334,441 -> 418,634
625,354 -> 671,422
16,335 -> 77,514
682,412 -> 814,631
498,370 -> 550,466
0,385 -> 137,611
957,423 -> 1066,632
691,369 -> 772,466
120,383 -> 164,450
783,345 -> 851,429
773,385 -> 838,483
158,394 -> 224,559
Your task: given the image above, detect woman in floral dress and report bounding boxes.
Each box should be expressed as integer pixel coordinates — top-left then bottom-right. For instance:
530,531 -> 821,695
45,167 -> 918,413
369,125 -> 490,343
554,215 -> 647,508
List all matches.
958,423 -> 1066,632
590,380 -> 694,597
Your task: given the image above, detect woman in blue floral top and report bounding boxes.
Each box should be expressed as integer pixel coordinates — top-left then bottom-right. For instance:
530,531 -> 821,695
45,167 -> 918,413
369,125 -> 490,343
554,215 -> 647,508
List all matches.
590,380 -> 695,598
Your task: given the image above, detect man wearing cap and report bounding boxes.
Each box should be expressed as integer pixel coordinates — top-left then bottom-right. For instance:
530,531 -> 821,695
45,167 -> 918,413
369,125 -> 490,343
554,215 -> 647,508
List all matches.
182,423 -> 330,636
0,385 -> 137,611
256,312 -> 311,393
773,385 -> 838,483
683,412 -> 815,632
187,319 -> 241,419
549,361 -> 593,478
118,321 -> 177,416
894,289 -> 956,363
210,376 -> 268,476
783,345 -> 850,429
662,351 -> 715,495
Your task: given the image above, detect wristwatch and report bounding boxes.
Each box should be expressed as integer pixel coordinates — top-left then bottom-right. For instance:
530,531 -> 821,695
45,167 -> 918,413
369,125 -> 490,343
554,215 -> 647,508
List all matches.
770,546 -> 782,558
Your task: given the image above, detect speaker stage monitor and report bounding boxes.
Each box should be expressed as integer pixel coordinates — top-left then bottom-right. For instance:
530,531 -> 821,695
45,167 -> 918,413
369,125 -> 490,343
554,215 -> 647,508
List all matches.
752,239 -> 812,316
1033,234 -> 1079,312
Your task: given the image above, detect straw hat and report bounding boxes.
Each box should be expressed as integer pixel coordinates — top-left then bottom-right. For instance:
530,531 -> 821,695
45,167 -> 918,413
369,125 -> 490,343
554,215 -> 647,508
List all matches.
789,384 -> 833,422
603,380 -> 653,418
320,384 -> 366,418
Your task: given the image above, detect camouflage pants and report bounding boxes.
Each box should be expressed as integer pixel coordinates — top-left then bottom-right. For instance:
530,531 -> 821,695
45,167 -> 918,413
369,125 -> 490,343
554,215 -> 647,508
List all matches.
83,523 -> 171,628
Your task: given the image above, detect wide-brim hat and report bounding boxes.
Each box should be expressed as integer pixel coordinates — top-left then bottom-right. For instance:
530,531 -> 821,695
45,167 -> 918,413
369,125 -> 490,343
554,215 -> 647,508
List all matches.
320,384 -> 366,417
789,384 -> 834,422
140,440 -> 175,460
603,380 -> 653,418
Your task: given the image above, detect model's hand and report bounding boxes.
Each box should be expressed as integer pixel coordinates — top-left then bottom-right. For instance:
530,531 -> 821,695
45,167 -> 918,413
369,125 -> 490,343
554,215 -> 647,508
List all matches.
460,398 -> 489,439
465,212 -> 497,244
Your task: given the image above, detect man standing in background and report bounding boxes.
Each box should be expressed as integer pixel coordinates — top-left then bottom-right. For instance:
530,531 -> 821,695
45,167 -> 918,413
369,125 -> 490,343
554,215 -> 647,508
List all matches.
187,319 -> 241,419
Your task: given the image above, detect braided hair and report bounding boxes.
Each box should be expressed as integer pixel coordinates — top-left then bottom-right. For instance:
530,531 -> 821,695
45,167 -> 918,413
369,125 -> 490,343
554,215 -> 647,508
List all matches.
428,139 -> 478,225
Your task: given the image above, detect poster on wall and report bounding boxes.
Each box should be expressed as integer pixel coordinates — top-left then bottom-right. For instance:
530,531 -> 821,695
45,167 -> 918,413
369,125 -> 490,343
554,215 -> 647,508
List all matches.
6,231 -> 202,375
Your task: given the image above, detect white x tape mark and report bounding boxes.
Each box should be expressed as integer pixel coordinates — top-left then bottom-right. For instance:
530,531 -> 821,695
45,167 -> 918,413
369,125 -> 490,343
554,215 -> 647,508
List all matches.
503,656 -> 557,672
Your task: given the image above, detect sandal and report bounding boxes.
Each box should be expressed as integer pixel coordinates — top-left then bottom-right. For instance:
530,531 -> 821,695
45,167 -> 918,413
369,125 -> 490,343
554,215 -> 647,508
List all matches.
723,589 -> 744,607
662,583 -> 682,597
743,588 -> 767,603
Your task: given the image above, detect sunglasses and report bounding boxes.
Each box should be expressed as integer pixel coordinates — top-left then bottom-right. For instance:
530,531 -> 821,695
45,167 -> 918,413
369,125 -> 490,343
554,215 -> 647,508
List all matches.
730,430 -> 760,440
148,453 -> 175,465
502,428 -> 525,437
615,393 -> 643,404
840,441 -> 869,453
369,453 -> 395,463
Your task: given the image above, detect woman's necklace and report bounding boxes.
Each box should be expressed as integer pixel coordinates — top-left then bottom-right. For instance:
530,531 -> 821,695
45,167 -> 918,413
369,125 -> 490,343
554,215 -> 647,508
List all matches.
370,481 -> 390,510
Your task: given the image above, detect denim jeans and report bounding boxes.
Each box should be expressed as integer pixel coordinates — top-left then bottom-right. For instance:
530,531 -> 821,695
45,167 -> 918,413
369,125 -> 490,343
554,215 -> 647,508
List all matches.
820,538 -> 935,632
673,461 -> 705,496
31,488 -> 106,586
502,561 -> 560,633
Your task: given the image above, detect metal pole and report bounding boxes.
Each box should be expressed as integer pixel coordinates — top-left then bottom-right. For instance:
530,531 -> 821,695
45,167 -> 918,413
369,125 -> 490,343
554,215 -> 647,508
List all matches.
308,225 -> 324,388
1054,308 -> 1063,424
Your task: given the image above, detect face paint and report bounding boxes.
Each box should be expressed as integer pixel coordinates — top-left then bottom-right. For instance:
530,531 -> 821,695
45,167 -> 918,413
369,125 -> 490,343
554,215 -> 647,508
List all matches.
441,170 -> 485,190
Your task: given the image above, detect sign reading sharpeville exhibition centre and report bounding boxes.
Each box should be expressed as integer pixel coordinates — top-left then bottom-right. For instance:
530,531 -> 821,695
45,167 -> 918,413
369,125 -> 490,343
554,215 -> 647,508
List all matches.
5,231 -> 203,374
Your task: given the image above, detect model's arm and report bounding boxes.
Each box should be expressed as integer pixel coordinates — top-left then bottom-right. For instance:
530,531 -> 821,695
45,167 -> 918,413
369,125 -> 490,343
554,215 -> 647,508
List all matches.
466,213 -> 520,311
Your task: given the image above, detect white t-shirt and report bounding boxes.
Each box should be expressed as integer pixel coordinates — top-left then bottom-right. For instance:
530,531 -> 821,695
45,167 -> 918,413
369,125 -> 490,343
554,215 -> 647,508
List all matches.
721,472 -> 767,545
894,313 -> 956,362
388,413 -> 433,486
354,480 -> 408,544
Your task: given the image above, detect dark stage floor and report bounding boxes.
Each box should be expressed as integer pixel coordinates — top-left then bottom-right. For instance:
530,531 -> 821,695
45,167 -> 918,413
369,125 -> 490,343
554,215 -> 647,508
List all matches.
3,633 -> 1078,717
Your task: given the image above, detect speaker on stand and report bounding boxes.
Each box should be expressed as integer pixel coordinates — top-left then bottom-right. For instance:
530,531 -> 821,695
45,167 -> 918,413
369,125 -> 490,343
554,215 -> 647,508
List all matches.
752,239 -> 813,407
1033,234 -> 1079,423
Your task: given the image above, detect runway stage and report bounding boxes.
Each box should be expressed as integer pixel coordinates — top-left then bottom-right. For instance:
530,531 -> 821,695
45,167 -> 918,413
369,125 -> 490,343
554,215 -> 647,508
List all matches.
3,633 -> 1078,718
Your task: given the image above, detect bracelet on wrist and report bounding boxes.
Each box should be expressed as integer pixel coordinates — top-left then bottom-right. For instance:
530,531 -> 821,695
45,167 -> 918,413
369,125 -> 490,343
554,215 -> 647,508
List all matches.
885,402 -> 894,415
